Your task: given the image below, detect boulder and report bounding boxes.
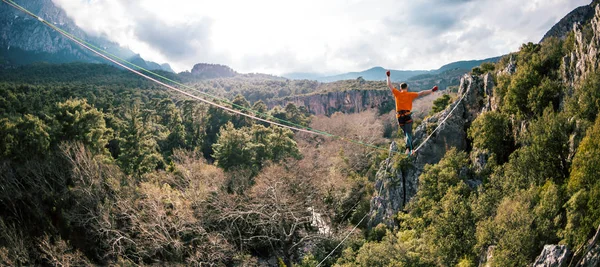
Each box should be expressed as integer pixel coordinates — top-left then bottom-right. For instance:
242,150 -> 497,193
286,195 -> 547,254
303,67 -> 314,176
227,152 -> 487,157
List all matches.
267,89 -> 391,116
532,245 -> 571,267
478,245 -> 496,267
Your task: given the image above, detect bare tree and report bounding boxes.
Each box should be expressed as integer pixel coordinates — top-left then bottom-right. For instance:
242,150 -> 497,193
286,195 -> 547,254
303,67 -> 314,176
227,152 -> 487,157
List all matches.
209,162 -> 324,265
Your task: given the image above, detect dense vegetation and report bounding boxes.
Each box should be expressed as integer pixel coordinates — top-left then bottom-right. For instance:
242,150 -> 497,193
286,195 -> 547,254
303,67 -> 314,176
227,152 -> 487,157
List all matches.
0,62 -> 403,266
1,25 -> 599,266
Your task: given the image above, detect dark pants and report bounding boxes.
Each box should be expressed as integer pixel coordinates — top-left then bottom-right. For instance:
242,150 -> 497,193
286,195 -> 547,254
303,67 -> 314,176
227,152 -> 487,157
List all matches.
398,115 -> 413,154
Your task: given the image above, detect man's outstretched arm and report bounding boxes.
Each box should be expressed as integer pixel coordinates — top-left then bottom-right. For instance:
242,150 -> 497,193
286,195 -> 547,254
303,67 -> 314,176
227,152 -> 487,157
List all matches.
417,85 -> 439,98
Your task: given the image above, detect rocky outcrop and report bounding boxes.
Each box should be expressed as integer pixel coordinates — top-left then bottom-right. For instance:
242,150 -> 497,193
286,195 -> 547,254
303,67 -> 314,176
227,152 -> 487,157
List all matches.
533,225 -> 600,267
368,142 -> 405,228
532,245 -> 572,267
563,5 -> 600,89
190,63 -> 237,79
578,224 -> 600,267
481,73 -> 498,113
368,73 -> 493,227
267,89 -> 391,116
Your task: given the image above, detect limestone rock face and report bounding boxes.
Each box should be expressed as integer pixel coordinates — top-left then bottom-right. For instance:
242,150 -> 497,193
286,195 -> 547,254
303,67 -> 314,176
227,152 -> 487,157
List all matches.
482,73 -> 498,113
368,142 -> 406,228
532,245 -> 572,267
563,5 -> 600,89
267,89 -> 391,116
368,74 -> 492,227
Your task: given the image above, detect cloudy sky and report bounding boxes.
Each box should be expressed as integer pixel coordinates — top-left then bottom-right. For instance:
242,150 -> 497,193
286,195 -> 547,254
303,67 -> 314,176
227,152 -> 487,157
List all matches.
52,0 -> 589,75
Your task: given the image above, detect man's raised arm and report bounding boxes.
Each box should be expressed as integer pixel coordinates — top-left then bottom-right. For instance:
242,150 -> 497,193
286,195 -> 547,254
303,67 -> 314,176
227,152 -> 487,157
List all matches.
386,70 -> 394,92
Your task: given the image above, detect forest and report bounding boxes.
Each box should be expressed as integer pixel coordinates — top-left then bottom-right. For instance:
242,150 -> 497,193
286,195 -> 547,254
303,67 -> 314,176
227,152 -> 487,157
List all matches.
0,30 -> 599,267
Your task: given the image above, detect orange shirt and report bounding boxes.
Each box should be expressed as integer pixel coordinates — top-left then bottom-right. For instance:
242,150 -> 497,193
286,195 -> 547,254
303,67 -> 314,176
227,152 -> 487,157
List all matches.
392,88 -> 418,117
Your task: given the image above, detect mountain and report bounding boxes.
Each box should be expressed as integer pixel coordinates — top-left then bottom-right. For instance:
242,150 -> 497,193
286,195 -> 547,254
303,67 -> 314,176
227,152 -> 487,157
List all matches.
541,0 -> 600,42
284,67 -> 427,82
316,67 -> 429,83
0,0 -> 173,72
283,56 -> 501,82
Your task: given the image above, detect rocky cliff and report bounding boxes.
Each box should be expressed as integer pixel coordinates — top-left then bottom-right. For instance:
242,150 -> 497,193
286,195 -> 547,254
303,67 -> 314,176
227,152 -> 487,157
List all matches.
563,5 -> 600,89
266,89 -> 392,116
368,73 -> 494,227
0,0 -> 172,71
190,63 -> 237,79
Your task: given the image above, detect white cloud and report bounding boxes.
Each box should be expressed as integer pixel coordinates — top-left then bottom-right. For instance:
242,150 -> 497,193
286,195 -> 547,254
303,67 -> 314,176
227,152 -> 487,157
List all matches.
51,0 -> 590,74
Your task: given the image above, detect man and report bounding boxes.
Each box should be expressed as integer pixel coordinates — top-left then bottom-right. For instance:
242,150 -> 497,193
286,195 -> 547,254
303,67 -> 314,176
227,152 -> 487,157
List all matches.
386,70 -> 438,155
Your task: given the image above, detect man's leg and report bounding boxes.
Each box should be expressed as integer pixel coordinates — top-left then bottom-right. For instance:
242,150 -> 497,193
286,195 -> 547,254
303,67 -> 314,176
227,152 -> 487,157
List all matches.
401,123 -> 414,154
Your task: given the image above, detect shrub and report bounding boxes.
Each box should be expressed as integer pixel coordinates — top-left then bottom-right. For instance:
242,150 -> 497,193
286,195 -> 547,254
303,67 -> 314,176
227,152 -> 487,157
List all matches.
468,111 -> 514,163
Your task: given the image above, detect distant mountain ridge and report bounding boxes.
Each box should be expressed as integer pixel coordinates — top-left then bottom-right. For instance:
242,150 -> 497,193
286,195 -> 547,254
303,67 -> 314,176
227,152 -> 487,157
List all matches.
283,56 -> 501,82
0,0 -> 173,72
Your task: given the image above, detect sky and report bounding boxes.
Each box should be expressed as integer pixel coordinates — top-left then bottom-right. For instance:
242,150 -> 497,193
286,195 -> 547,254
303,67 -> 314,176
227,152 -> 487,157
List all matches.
52,0 -> 590,75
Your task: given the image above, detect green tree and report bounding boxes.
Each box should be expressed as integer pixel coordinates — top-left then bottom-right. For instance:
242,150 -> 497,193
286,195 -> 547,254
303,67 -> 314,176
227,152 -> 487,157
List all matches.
202,105 -> 232,159
527,77 -> 563,117
117,104 -> 164,175
503,108 -> 571,190
284,103 -> 310,127
231,94 -> 253,128
409,149 -> 470,222
564,115 -> 600,247
212,122 -> 254,172
155,99 -> 186,156
252,100 -> 268,113
405,149 -> 476,265
252,100 -> 270,126
213,123 -> 301,174
468,111 -> 514,163
269,103 -> 311,128
480,62 -> 496,74
503,56 -> 542,117
181,100 -> 206,150
0,114 -> 50,160
55,99 -> 111,154
423,183 -> 476,265
567,71 -> 600,123
471,67 -> 484,76
486,191 -> 538,267
430,94 -> 451,115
